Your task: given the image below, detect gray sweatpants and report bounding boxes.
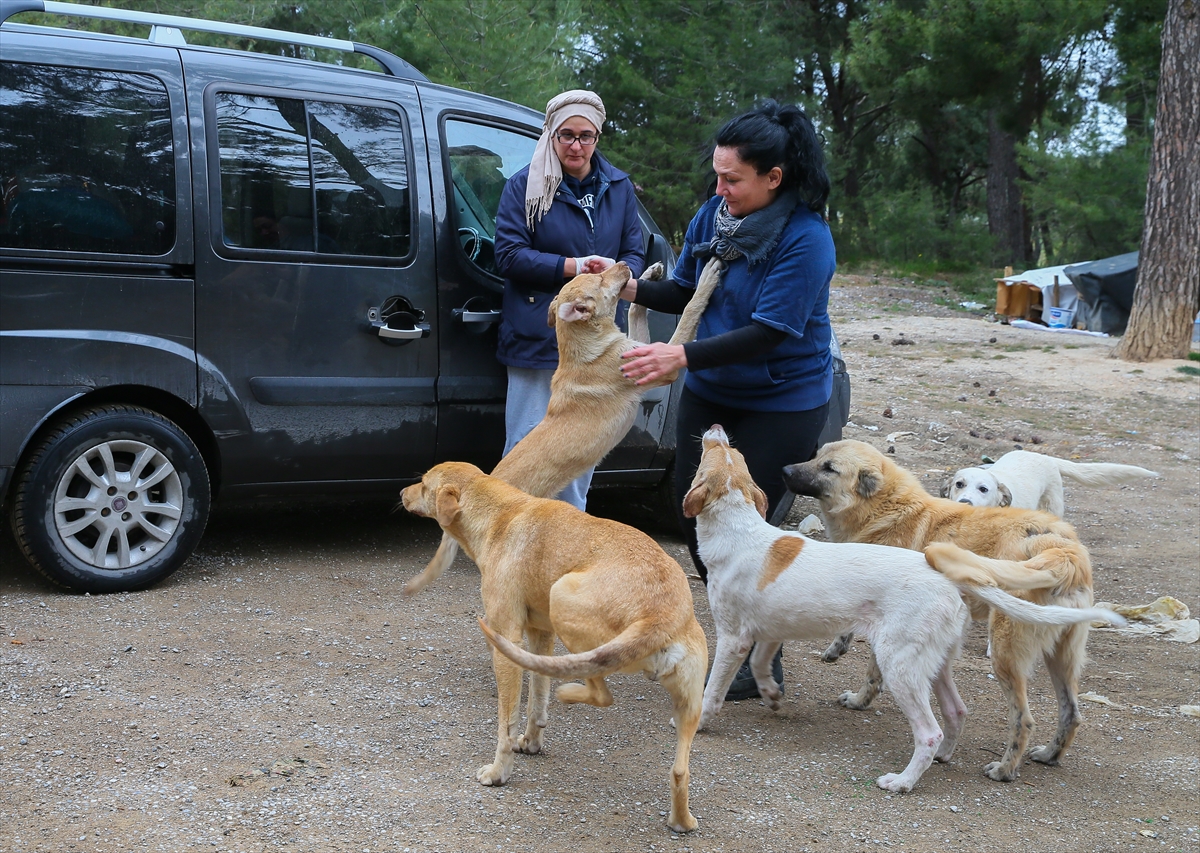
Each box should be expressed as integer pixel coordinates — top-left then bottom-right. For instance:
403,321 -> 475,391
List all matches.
503,366 -> 593,510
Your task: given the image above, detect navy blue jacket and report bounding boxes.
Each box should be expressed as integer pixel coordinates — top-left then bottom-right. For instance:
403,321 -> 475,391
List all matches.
673,196 -> 836,412
494,153 -> 645,368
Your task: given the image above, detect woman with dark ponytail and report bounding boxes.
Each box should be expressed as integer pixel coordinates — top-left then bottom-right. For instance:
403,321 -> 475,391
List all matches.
619,101 -> 836,700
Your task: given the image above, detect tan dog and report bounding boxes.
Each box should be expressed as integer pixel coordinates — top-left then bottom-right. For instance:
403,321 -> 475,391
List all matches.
401,461 -> 707,833
404,259 -> 719,597
783,439 -> 1111,783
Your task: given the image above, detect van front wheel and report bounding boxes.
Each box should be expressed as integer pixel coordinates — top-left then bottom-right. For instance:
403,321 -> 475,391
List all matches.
10,405 -> 211,593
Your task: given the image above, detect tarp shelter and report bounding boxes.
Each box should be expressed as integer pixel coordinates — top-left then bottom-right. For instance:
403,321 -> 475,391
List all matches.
1064,251 -> 1139,335
994,264 -> 1082,323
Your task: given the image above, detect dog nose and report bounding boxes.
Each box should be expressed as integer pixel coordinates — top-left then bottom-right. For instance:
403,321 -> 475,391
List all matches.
957,498 -> 972,504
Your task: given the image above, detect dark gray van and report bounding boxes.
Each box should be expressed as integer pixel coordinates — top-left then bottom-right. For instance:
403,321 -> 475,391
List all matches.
0,1 -> 849,593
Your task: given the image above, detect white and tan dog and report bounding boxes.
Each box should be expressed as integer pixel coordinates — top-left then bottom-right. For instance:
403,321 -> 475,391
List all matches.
401,461 -> 707,833
944,449 -> 1158,516
784,440 -> 1127,782
404,259 -> 720,597
683,427 -> 1121,793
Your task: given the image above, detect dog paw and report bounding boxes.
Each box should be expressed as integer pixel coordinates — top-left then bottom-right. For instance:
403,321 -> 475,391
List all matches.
838,690 -> 872,711
984,761 -> 1017,782
761,682 -> 783,710
934,746 -> 956,763
476,762 -> 510,786
821,636 -> 850,662
516,732 -> 543,755
876,772 -> 914,793
668,811 -> 698,834
1028,745 -> 1060,766
643,261 -> 665,281
555,682 -> 589,704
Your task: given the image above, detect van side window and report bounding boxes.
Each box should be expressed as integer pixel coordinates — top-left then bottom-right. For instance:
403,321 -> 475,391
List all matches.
0,62 -> 176,255
443,120 -> 536,277
217,93 -> 410,259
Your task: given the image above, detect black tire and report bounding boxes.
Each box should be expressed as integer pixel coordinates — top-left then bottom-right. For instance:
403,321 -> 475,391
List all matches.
10,404 -> 210,593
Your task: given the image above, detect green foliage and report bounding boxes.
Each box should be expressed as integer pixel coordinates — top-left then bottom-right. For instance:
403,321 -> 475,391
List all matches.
1021,134 -> 1148,264
1106,0 -> 1168,142
833,186 -> 994,268
21,0 -> 1157,271
34,0 -> 580,108
355,0 -> 582,109
576,0 -> 799,241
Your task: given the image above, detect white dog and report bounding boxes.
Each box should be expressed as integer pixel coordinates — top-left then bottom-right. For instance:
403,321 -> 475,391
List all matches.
945,450 -> 1158,517
684,426 -> 1123,793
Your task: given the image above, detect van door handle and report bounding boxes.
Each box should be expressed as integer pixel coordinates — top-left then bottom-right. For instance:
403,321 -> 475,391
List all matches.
452,296 -> 500,333
378,324 -> 426,341
452,308 -> 501,324
368,298 -> 430,345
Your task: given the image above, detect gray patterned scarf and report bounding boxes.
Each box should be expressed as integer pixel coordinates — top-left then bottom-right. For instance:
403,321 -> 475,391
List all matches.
695,190 -> 799,267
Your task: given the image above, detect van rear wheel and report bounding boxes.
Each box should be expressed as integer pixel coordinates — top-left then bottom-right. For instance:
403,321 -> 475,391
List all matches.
10,405 -> 210,593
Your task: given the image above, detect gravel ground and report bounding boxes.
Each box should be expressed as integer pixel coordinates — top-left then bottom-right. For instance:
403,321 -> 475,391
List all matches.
2,274 -> 1198,853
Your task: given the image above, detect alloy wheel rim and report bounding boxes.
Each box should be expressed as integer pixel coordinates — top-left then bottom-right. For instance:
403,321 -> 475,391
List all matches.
52,439 -> 184,569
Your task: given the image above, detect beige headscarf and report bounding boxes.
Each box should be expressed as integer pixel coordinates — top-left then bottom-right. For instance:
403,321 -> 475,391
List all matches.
525,89 -> 606,229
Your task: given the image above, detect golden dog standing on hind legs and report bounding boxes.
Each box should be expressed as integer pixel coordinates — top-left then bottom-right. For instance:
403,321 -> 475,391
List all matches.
401,462 -> 706,833
403,259 -> 716,599
783,439 -> 1124,782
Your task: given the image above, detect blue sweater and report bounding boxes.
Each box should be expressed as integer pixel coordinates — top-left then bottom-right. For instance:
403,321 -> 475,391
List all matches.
674,196 -> 836,411
494,153 -> 645,368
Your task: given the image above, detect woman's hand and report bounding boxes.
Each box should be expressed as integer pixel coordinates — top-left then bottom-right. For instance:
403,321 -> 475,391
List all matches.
621,343 -> 687,386
576,255 -> 615,274
618,276 -> 638,302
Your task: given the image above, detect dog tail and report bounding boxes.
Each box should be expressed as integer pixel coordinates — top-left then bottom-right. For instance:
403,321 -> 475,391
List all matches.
404,533 -> 459,597
924,542 -> 1125,627
965,585 -> 1125,628
924,541 -> 1081,592
1050,458 -> 1159,488
478,617 -> 669,679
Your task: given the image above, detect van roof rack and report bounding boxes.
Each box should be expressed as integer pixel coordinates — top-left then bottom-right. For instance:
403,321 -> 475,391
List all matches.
0,0 -> 429,82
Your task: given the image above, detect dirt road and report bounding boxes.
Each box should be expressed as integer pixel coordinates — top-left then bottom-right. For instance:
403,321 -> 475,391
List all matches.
2,275 -> 1197,853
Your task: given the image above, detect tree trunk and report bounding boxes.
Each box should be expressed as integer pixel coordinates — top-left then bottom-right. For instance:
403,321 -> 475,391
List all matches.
1116,0 -> 1200,362
986,111 -> 1029,268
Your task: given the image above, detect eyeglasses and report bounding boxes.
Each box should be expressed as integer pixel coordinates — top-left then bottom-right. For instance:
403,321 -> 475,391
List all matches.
554,132 -> 599,147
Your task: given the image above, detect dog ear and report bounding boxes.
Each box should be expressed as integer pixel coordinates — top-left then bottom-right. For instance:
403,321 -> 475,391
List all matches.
856,468 -> 881,499
601,261 -> 629,287
939,477 -> 951,498
557,299 -> 592,323
997,483 -> 1013,507
749,483 -> 769,519
681,477 -> 708,518
434,484 -> 462,528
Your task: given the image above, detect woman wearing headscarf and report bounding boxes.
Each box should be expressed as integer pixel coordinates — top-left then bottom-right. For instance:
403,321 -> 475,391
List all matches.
619,100 -> 836,699
493,89 -> 646,510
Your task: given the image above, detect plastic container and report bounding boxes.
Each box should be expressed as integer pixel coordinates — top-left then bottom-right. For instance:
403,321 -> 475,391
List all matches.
1046,306 -> 1075,328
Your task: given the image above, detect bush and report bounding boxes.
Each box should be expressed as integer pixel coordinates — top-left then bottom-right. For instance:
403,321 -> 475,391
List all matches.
832,186 -> 995,268
1020,137 -> 1148,264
